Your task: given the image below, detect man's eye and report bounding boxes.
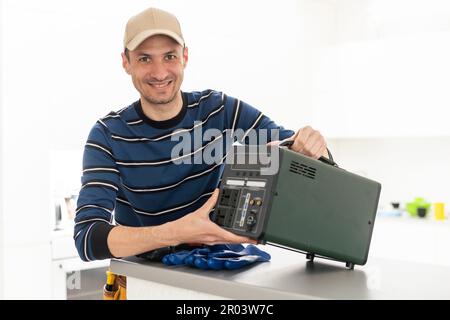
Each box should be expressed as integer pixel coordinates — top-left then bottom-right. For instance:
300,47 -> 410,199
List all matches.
165,54 -> 177,60
138,57 -> 151,63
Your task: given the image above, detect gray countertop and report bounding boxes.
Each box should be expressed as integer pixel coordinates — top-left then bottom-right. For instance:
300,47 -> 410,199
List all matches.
110,245 -> 450,299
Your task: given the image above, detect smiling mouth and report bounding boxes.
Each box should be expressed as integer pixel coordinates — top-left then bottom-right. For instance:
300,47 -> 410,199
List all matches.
148,80 -> 173,89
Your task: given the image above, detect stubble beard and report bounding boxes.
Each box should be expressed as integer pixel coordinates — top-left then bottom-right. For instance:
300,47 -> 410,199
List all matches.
141,75 -> 183,106
143,90 -> 178,106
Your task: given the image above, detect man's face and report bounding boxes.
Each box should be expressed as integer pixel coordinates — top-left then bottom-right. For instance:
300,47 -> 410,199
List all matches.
122,35 -> 188,106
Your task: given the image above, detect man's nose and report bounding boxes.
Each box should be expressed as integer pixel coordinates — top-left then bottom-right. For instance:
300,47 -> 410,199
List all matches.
149,62 -> 168,80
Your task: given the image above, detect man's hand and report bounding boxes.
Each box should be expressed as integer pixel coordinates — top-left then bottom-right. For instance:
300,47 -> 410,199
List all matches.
268,126 -> 328,160
108,189 -> 255,258
289,126 -> 328,159
164,189 -> 257,246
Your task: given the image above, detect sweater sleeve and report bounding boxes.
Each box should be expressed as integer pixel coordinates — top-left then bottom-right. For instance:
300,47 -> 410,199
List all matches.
74,121 -> 119,261
224,94 -> 295,144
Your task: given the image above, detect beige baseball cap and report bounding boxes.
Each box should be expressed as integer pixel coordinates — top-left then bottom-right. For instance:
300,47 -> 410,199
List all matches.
124,7 -> 184,51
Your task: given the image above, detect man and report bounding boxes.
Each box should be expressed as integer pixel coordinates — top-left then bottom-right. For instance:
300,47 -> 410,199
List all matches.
74,7 -> 330,262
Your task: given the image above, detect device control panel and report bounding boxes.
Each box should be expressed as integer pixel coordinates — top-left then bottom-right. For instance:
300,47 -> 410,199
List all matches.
211,147 -> 277,239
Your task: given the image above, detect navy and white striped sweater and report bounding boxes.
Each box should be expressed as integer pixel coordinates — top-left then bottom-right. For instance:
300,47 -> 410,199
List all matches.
74,90 -> 295,261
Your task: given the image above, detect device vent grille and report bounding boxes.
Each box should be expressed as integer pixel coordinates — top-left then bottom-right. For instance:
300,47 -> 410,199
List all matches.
289,161 -> 316,179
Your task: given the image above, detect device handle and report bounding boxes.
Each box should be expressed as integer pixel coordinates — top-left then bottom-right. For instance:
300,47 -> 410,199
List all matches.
278,140 -> 338,167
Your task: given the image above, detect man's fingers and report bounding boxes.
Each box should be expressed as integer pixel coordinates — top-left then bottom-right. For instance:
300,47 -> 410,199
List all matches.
310,142 -> 323,159
223,234 -> 257,245
292,127 -> 310,153
226,232 -> 257,244
291,127 -> 327,159
305,136 -> 323,158
197,189 -> 219,217
220,226 -> 257,244
273,133 -> 297,147
209,222 -> 257,244
310,141 -> 327,159
267,140 -> 281,147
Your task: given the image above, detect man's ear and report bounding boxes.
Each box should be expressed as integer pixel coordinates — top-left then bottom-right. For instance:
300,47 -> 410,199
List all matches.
121,52 -> 131,75
182,46 -> 189,68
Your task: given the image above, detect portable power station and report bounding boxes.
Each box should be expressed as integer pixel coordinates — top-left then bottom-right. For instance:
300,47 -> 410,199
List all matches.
211,143 -> 381,269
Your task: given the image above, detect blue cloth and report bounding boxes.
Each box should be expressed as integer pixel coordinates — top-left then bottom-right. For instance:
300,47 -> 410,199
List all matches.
74,89 -> 295,261
162,244 -> 271,270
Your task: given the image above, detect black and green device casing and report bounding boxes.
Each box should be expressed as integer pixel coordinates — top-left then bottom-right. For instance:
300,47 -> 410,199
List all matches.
211,145 -> 381,267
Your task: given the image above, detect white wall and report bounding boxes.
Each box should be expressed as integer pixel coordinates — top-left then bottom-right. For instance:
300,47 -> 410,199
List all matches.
1,0 -> 54,298
328,137 -> 450,212
312,0 -> 450,138
179,0 -> 337,131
